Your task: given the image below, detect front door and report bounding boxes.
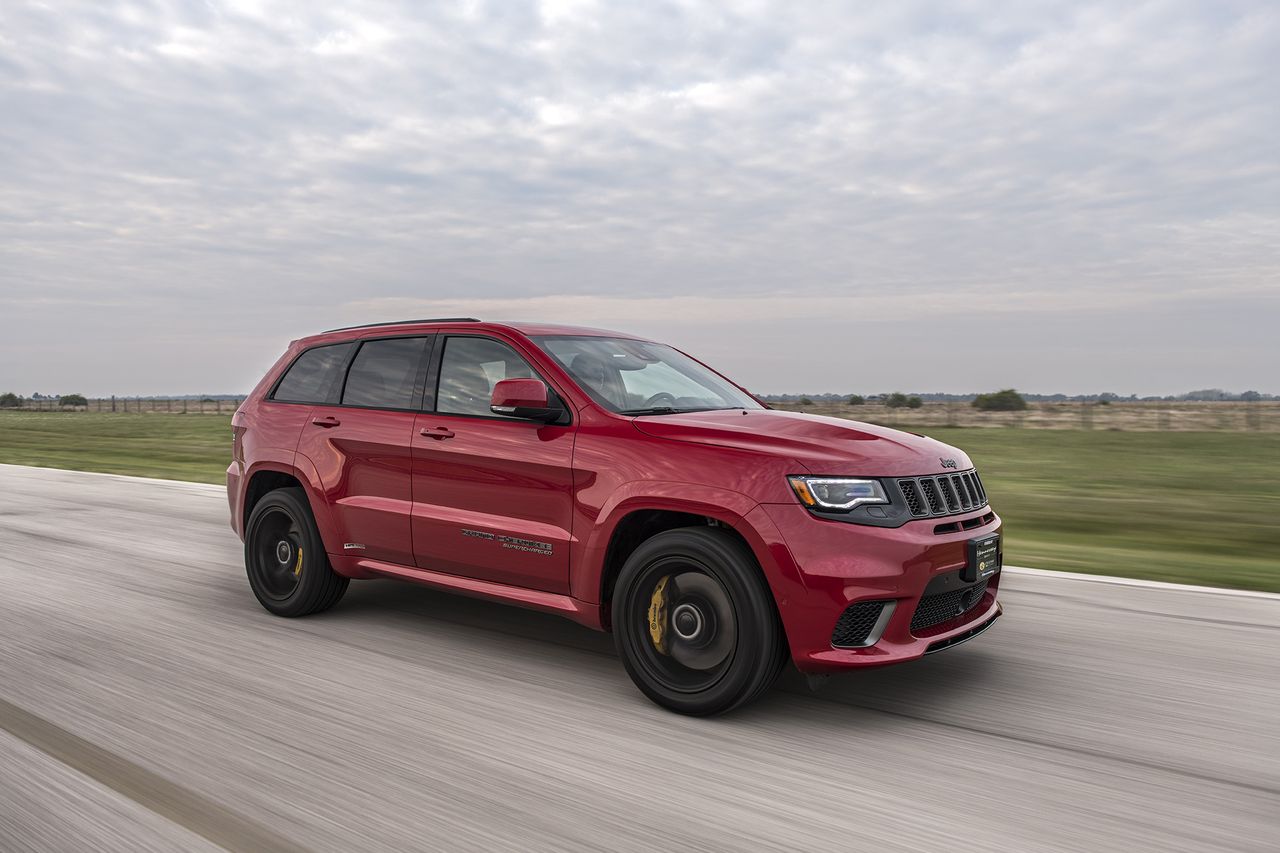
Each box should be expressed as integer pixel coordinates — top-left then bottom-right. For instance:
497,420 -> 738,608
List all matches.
411,334 -> 575,593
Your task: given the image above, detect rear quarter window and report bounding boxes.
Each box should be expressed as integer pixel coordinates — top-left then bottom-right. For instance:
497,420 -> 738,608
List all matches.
271,342 -> 354,404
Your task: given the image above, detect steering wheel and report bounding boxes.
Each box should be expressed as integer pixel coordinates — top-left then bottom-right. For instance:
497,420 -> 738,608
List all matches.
642,392 -> 678,408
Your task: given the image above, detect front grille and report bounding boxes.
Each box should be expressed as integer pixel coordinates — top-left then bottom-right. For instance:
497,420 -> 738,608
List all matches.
911,580 -> 989,633
831,600 -> 889,648
897,470 -> 987,519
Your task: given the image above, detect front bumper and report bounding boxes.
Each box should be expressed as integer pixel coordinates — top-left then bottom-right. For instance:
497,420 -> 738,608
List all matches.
746,502 -> 1003,673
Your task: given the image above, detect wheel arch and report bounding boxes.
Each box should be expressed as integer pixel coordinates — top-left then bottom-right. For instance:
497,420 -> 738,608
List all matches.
241,456 -> 339,555
576,482 -> 778,627
598,509 -> 756,612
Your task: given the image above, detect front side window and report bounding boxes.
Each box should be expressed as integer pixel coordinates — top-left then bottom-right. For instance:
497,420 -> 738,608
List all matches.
341,337 -> 430,410
533,336 -> 761,414
272,342 -> 355,404
436,336 -> 538,418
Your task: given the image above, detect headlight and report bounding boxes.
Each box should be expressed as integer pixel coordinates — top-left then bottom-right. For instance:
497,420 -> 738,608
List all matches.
788,476 -> 889,511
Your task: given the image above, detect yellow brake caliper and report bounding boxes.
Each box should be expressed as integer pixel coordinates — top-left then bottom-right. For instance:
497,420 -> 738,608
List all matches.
648,576 -> 669,654
294,547 -> 304,577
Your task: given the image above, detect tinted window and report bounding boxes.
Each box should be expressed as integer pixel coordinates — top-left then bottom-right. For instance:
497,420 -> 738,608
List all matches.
437,337 -> 537,418
272,343 -> 354,404
341,337 -> 430,409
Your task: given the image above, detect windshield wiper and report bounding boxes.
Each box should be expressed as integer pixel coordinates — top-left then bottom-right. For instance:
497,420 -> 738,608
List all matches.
618,406 -> 732,416
618,406 -> 682,415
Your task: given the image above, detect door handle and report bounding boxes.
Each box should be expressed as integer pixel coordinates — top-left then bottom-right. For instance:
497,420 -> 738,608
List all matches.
311,415 -> 341,428
420,426 -> 456,440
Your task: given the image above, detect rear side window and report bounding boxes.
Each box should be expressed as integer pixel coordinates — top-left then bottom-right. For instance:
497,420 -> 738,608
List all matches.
272,342 -> 354,404
341,337 -> 430,410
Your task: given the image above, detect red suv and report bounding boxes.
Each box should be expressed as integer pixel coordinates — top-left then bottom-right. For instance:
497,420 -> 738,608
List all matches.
229,319 -> 1002,715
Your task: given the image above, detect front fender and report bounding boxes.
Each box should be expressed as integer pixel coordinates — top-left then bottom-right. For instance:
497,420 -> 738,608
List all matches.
573,480 -> 762,604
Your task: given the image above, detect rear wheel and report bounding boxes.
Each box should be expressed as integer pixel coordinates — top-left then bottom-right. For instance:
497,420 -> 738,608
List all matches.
613,527 -> 788,715
244,488 -> 348,617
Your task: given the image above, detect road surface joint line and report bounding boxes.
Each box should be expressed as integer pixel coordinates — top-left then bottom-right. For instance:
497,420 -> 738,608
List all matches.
1006,588 -> 1279,630
0,695 -> 310,853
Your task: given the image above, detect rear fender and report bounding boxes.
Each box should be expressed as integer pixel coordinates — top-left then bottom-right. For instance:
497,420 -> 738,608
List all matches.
242,454 -> 344,561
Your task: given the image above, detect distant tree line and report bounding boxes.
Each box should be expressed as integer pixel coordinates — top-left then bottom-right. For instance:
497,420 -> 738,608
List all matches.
972,389 -> 1027,411
1,392 -> 88,408
764,388 -> 1273,403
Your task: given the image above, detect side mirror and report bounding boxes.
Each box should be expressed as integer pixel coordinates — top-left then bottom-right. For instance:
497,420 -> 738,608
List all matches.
490,378 -> 563,422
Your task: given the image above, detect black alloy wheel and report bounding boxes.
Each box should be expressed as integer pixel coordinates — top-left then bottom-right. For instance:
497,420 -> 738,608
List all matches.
244,487 -> 348,617
613,527 -> 789,716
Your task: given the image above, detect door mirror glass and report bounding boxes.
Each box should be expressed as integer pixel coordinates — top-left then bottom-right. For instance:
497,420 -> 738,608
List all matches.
490,378 -> 560,422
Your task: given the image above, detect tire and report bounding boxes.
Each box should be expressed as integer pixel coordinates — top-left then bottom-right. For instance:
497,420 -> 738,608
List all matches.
244,487 -> 348,617
613,527 -> 789,716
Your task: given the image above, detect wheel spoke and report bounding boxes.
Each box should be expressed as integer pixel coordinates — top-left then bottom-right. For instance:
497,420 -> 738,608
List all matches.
250,509 -> 304,600
634,561 -> 737,690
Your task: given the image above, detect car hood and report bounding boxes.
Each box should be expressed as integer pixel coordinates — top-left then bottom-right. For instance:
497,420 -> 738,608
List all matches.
631,409 -> 972,476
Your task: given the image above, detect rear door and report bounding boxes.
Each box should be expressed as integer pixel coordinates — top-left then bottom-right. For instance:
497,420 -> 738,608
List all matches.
410,334 -> 575,593
294,335 -> 433,567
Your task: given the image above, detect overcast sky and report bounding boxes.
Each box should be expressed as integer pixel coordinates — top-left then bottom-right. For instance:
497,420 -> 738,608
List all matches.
1,0 -> 1276,397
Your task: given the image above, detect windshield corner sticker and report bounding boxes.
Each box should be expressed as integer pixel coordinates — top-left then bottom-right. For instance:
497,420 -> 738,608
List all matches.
461,528 -> 553,556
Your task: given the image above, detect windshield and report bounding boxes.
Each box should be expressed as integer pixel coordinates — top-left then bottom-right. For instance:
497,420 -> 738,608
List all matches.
533,336 -> 764,415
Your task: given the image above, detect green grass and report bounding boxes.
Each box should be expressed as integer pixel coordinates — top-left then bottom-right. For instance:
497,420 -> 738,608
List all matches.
0,411 -> 232,484
1,412 -> 1277,591
917,428 -> 1280,593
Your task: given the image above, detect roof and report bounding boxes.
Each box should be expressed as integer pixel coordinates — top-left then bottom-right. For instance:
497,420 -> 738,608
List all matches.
304,318 -> 641,344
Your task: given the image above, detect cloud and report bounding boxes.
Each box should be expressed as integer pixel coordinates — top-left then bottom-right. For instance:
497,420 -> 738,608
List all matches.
0,0 -> 1276,395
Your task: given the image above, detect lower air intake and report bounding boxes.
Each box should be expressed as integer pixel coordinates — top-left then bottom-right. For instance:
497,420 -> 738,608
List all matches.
831,601 -> 889,648
910,580 -> 989,633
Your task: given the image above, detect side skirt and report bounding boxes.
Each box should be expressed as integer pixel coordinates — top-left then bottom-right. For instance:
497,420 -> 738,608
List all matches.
329,554 -> 607,631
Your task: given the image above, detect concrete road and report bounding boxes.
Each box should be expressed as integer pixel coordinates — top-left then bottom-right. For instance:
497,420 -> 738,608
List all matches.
0,464 -> 1276,852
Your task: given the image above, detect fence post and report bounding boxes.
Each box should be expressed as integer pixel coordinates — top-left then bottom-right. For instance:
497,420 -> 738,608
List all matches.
183,398 -> 188,414
216,398 -> 222,414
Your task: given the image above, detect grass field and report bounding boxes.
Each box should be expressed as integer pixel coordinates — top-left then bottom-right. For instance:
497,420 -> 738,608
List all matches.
1,411 -> 1276,592
0,411 -> 232,484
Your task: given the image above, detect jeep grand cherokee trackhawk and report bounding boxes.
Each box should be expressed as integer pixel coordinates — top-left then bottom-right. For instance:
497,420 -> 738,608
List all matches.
228,319 -> 1003,715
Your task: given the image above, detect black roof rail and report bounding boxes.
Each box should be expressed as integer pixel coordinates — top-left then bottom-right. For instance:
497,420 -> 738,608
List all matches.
324,317 -> 480,333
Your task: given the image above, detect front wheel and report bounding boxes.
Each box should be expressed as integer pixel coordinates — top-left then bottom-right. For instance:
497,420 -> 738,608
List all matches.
613,527 -> 788,715
244,487 -> 348,617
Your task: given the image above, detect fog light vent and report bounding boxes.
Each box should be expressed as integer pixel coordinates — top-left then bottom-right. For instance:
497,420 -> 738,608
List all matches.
831,600 -> 892,648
